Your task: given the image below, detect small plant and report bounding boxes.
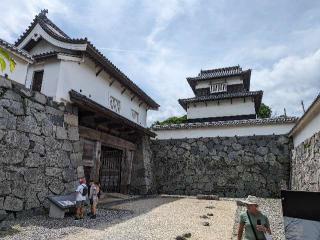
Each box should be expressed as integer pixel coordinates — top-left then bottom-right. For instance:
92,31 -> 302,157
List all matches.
0,48 -> 16,72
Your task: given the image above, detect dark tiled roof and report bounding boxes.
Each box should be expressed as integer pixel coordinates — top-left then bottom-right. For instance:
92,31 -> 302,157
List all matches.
69,90 -> 156,137
289,93 -> 320,136
192,66 -> 243,80
15,10 -> 87,46
85,42 -> 159,109
187,66 -> 251,94
178,90 -> 263,111
15,10 -> 159,110
152,117 -> 298,130
0,38 -> 33,62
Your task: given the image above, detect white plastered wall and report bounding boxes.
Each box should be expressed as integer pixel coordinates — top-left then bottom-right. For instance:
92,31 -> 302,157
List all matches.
195,76 -> 243,89
2,55 -> 29,85
56,56 -> 148,126
292,102 -> 320,147
187,97 -> 256,119
25,58 -> 61,98
153,123 -> 295,140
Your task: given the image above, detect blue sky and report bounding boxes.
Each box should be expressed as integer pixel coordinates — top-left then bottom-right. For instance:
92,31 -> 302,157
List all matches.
1,0 -> 320,124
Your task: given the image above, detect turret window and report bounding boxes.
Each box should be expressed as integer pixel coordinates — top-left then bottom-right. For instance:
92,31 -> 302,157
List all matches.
131,109 -> 139,122
110,96 -> 121,113
210,83 -> 227,93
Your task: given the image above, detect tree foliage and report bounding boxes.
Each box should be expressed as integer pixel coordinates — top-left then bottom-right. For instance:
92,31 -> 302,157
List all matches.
0,48 -> 16,72
257,103 -> 272,118
152,115 -> 187,126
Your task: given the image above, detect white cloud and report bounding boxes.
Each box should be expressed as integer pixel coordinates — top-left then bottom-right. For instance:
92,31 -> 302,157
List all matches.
0,0 -> 69,42
253,49 -> 320,117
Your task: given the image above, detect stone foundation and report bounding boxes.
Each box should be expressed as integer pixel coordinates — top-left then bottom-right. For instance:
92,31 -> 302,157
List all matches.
0,78 -> 83,211
291,131 -> 320,191
130,135 -> 156,194
151,135 -> 292,197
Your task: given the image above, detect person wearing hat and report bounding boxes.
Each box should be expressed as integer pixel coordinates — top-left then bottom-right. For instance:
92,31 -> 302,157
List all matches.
238,195 -> 272,240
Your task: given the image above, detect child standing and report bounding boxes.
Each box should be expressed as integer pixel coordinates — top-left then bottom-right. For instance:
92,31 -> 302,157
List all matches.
89,181 -> 100,219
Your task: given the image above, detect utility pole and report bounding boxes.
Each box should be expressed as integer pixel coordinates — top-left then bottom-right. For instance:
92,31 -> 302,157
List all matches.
301,100 -> 306,113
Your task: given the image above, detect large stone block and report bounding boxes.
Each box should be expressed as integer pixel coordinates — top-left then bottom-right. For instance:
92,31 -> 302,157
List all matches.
5,100 -> 24,115
0,182 -> 11,195
17,116 -> 41,135
45,167 -> 62,177
0,147 -> 24,165
0,129 -> 5,140
44,136 -> 61,150
4,196 -> 23,211
12,180 -> 27,199
33,92 -> 47,105
4,130 -> 30,150
45,106 -> 63,116
77,166 -> 84,178
25,153 -> 46,167
2,89 -> 22,102
46,150 -> 70,168
70,152 -> 82,167
62,168 -> 77,182
62,140 -> 73,152
56,126 -> 67,140
41,118 -> 54,136
48,179 -> 65,195
0,78 -> 12,88
24,98 -> 45,112
31,142 -> 45,154
24,168 -> 39,183
64,113 -> 78,126
68,127 -> 79,141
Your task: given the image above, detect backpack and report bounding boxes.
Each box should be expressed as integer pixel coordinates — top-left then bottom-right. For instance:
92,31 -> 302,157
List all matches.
81,184 -> 88,196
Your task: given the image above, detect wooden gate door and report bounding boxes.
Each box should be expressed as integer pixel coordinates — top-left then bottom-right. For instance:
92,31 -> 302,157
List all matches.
100,148 -> 122,193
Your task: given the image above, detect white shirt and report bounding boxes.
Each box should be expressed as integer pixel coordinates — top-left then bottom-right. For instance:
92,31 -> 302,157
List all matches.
75,184 -> 87,201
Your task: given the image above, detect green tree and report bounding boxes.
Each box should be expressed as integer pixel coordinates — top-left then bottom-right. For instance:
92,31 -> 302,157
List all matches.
152,115 -> 187,126
0,48 -> 16,72
257,103 -> 272,118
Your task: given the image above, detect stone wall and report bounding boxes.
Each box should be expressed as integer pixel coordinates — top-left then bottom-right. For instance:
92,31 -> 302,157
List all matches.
291,131 -> 320,192
0,78 -> 83,212
130,135 -> 156,194
151,135 -> 292,197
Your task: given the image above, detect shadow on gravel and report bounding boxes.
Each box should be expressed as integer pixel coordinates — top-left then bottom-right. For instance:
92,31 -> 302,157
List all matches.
1,196 -> 180,239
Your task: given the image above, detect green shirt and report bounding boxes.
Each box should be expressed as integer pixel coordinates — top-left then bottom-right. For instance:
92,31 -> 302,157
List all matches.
240,211 -> 270,240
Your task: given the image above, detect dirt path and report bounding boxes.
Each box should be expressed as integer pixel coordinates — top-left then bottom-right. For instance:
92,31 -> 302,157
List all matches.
62,197 -> 237,240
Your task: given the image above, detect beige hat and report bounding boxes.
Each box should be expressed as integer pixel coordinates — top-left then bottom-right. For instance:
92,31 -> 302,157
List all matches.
240,195 -> 259,205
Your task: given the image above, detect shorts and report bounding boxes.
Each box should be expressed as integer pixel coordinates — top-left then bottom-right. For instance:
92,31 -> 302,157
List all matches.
90,198 -> 98,206
76,200 -> 85,208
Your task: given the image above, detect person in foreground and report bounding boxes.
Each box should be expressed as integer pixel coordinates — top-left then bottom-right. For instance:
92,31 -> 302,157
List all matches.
238,195 -> 272,240
75,178 -> 88,220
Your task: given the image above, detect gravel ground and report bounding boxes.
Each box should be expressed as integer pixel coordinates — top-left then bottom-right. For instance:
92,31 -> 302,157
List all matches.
0,208 -> 133,240
62,197 -> 237,240
231,197 -> 285,240
1,196 -> 285,240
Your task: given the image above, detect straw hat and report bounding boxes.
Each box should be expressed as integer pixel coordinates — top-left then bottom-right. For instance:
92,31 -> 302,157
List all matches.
240,195 -> 259,205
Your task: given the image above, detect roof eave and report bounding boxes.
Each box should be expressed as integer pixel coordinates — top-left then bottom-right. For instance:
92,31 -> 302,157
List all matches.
85,44 -> 159,110
289,94 -> 320,137
152,117 -> 298,131
178,99 -> 187,111
69,90 -> 156,137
